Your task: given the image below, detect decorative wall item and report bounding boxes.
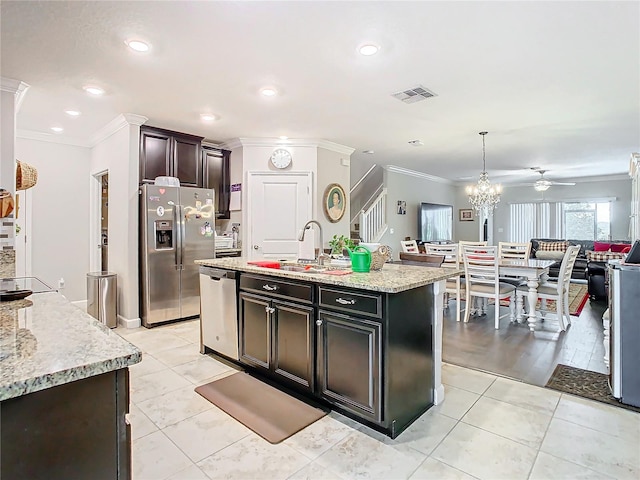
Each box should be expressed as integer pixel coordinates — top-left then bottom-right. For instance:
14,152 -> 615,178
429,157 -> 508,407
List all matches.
323,183 -> 346,223
230,183 -> 241,211
459,208 -> 474,221
397,200 -> 406,215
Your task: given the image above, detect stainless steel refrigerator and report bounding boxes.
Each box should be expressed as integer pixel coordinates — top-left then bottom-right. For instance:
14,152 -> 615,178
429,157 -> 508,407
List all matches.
140,184 -> 215,327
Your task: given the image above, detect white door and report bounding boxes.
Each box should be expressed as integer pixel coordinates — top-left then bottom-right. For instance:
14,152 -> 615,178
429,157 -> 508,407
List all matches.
247,172 -> 312,260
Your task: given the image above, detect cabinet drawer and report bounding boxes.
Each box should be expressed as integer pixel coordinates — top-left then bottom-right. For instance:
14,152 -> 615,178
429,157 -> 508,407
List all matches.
318,287 -> 382,318
240,274 -> 313,304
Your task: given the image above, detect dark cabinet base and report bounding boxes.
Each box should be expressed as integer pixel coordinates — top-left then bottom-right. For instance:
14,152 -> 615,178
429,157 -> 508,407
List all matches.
1,369 -> 131,480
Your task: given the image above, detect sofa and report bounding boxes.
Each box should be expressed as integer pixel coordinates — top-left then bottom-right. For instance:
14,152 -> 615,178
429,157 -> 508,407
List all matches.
529,239 -> 631,284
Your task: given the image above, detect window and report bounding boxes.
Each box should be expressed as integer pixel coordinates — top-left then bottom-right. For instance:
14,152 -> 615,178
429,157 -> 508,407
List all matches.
562,202 -> 610,240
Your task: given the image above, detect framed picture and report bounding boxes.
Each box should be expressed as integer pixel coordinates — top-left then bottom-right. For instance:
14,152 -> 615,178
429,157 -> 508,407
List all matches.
397,200 -> 406,215
323,183 -> 346,223
459,209 -> 474,221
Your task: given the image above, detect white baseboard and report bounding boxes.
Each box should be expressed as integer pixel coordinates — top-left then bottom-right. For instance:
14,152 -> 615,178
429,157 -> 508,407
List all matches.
71,300 -> 88,311
118,315 -> 141,329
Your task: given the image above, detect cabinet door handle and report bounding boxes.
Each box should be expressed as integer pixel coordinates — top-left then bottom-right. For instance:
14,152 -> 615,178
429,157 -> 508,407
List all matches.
262,284 -> 277,291
336,297 -> 356,305
268,307 -> 275,314
316,319 -> 323,326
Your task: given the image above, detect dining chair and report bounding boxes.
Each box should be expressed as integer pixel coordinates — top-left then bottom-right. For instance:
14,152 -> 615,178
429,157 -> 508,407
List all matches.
457,240 -> 488,262
498,241 -> 532,286
515,245 -> 580,331
462,245 -> 516,329
425,243 -> 465,322
400,240 -> 420,253
399,252 -> 445,267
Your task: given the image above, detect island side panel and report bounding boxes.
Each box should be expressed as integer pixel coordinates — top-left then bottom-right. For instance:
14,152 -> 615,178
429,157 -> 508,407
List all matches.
431,280 -> 445,404
385,284 -> 435,437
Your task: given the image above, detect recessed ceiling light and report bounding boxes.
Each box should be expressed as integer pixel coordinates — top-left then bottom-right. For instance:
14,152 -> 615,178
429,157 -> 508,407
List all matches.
51,126 -> 64,133
260,87 -> 277,97
125,39 -> 150,52
279,136 -> 288,140
408,140 -> 424,146
65,110 -> 81,116
362,150 -> 375,154
359,44 -> 379,56
200,113 -> 217,122
83,85 -> 105,96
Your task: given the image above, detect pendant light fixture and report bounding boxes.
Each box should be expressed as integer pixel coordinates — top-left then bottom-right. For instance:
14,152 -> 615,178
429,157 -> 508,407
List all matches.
465,131 -> 501,216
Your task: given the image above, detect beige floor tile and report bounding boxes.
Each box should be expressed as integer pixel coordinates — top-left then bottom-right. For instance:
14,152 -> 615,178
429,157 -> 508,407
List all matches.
165,464 -> 210,480
172,355 -> 234,384
461,396 -> 552,449
432,384 -> 480,420
132,430 -> 193,480
152,343 -> 203,368
130,369 -> 192,404
388,409 -> 457,455
409,457 -> 476,480
126,329 -> 192,355
129,403 -> 159,441
315,428 -> 427,479
284,413 -> 357,460
442,363 -> 497,394
164,408 -> 251,462
554,394 -> 640,441
529,451 -> 615,480
129,353 -> 168,378
541,418 -> 640,479
137,385 -> 215,429
197,434 -> 311,480
431,422 -> 537,480
484,377 -> 561,415
287,461 -> 345,480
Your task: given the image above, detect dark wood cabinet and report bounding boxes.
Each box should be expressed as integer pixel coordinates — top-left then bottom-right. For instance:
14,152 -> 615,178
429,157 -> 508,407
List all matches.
202,145 -> 231,219
140,126 -> 203,187
239,275 -> 315,392
317,310 -> 382,422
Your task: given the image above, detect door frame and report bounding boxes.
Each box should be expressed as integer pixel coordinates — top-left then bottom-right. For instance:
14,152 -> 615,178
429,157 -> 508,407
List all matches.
89,169 -> 108,273
245,171 -> 313,259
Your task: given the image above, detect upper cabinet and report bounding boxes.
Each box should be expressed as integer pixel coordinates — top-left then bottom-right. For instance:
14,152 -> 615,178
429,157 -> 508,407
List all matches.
202,145 -> 232,219
140,126 -> 204,187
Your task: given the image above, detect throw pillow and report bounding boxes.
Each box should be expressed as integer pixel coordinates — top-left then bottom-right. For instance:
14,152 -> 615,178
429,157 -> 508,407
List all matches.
610,243 -> 629,253
535,250 -> 565,260
586,250 -> 625,262
594,241 -> 612,252
621,245 -> 631,253
538,240 -> 568,252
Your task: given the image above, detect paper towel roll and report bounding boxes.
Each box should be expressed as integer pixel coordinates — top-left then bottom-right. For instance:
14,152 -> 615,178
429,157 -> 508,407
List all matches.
297,229 -> 315,261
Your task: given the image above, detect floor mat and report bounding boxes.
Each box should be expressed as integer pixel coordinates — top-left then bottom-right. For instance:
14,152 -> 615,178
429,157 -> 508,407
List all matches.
195,372 -> 327,444
495,283 -> 589,316
545,364 -> 640,413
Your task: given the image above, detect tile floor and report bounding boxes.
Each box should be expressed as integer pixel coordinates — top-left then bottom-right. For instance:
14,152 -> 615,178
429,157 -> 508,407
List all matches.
116,319 -> 640,480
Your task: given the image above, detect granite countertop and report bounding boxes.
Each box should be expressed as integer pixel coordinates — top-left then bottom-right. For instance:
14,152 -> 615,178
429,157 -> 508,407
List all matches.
0,292 -> 141,401
196,257 -> 462,293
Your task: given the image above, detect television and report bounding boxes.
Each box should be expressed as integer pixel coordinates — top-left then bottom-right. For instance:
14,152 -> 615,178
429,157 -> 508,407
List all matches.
418,202 -> 453,243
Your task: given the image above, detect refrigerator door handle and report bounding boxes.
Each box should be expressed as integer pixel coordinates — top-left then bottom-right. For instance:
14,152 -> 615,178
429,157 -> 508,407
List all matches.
179,204 -> 187,270
174,204 -> 182,270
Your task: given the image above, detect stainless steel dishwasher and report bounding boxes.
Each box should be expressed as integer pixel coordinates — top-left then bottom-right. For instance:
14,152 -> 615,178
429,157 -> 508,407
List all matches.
199,266 -> 238,360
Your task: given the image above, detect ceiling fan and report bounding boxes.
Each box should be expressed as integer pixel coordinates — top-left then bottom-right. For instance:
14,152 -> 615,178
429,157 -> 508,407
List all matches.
527,169 -> 576,191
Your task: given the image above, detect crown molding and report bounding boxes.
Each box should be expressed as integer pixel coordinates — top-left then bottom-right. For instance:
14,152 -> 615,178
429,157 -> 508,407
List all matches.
384,164 -> 454,185
88,113 -> 148,147
1,77 -> 30,112
222,137 -> 354,155
16,129 -> 90,147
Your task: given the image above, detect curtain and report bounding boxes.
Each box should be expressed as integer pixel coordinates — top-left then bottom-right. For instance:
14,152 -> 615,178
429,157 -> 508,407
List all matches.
510,202 -> 552,241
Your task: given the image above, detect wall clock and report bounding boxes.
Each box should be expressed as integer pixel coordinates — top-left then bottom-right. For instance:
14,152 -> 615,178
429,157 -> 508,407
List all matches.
270,148 -> 292,169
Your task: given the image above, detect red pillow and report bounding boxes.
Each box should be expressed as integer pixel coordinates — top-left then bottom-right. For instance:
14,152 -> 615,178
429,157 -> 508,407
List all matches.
621,245 -> 631,253
610,243 -> 628,253
594,241 -> 612,252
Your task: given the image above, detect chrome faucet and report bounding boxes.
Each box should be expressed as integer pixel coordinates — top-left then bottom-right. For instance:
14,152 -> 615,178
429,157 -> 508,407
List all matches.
298,220 -> 330,266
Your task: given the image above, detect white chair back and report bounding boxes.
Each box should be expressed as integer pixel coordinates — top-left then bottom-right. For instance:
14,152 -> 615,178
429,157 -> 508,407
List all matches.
400,240 -> 419,253
424,243 -> 459,267
458,240 -> 488,261
462,245 -> 499,289
556,245 -> 581,294
498,242 -> 531,261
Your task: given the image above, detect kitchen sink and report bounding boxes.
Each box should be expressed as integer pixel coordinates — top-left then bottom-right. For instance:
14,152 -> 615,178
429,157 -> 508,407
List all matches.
278,262 -> 349,274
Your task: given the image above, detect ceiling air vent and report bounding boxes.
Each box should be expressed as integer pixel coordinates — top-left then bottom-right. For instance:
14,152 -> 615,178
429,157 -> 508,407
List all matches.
391,85 -> 437,104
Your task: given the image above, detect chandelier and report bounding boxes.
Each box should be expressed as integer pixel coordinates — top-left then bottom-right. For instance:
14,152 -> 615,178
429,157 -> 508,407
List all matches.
465,131 -> 501,216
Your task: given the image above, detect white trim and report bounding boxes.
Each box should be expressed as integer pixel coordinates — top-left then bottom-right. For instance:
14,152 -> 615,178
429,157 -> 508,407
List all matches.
350,163 -> 378,193
508,196 -> 618,205
118,315 -> 141,329
384,164 -> 454,185
88,113 -> 147,147
16,129 -> 90,147
89,170 -> 108,272
1,78 -> 30,111
223,137 -> 355,155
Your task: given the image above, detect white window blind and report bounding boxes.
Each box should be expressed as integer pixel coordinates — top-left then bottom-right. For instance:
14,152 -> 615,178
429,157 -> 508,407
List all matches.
510,203 -> 552,242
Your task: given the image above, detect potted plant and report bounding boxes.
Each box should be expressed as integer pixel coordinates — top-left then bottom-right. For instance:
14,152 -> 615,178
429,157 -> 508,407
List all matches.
329,234 -> 356,257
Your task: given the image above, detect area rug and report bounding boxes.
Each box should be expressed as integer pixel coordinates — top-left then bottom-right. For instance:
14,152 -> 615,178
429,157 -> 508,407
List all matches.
496,283 -> 588,316
195,372 -> 327,444
545,364 -> 640,413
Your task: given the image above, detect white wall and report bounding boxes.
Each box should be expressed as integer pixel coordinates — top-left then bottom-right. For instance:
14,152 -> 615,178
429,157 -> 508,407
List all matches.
15,138 -> 91,300
493,176 -> 632,242
317,148 -> 350,247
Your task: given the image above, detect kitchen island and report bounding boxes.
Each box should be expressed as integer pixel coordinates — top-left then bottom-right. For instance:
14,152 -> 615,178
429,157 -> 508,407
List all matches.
0,291 -> 141,480
196,257 -> 461,438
